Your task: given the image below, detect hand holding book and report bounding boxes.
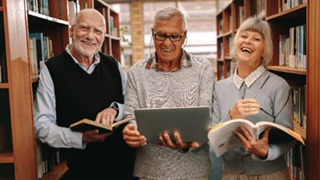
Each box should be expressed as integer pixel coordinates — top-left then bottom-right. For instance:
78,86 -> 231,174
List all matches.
233,125 -> 271,159
208,119 -> 305,157
70,116 -> 135,134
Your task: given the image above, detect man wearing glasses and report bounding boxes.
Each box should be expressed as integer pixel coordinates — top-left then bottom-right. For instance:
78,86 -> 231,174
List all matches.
34,9 -> 136,179
122,7 -> 214,180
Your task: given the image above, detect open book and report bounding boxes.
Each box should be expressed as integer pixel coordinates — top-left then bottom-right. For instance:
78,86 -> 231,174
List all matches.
70,116 -> 135,133
208,119 -> 305,157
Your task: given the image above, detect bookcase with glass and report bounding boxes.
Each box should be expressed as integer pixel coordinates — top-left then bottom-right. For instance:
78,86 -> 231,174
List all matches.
0,0 -> 121,179
215,0 -> 313,179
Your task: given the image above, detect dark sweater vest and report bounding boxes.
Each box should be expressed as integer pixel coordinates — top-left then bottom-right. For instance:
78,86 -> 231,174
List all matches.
46,51 -> 136,179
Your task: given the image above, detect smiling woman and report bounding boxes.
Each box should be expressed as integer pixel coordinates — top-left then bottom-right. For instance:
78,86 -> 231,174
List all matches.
212,17 -> 294,180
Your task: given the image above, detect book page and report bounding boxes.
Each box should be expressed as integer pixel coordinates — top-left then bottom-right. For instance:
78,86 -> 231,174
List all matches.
111,116 -> 135,128
256,121 -> 305,145
208,119 -> 255,157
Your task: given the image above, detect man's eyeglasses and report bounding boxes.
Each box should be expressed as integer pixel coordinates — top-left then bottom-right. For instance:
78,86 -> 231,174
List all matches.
152,31 -> 185,42
75,25 -> 104,36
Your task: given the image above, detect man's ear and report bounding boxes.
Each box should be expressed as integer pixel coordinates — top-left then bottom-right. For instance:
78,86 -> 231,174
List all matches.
70,25 -> 75,37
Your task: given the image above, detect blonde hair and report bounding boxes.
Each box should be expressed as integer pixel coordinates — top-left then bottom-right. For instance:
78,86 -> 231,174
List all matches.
231,17 -> 273,66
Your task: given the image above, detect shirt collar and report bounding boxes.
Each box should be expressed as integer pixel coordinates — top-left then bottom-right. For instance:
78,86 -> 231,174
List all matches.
145,49 -> 192,72
65,44 -> 100,65
233,64 -> 266,90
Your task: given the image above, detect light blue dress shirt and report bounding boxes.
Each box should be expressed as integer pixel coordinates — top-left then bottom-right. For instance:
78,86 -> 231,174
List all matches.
34,45 -> 127,149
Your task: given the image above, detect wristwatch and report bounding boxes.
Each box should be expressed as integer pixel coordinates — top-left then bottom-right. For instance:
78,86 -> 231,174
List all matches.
111,104 -> 119,117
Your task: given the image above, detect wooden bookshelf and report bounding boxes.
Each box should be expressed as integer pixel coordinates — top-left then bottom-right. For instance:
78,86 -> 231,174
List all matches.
293,120 -> 306,140
40,161 -> 68,180
267,66 -> 306,75
306,1 -> 320,179
215,0 -> 317,179
0,149 -> 14,163
0,0 -> 121,179
0,0 -> 37,179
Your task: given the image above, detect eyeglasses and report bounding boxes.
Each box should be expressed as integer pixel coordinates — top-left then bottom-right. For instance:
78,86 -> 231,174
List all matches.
75,25 -> 104,36
152,31 -> 185,42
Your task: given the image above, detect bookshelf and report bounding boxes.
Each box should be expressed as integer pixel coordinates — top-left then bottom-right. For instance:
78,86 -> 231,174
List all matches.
306,1 -> 320,179
215,0 -> 320,179
0,0 -> 37,179
0,0 -> 122,179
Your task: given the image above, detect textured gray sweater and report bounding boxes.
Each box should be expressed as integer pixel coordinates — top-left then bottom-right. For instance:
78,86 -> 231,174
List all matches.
125,53 -> 214,180
212,70 -> 294,175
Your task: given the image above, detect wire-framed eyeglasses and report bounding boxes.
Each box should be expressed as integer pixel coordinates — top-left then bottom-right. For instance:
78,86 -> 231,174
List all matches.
152,31 -> 185,42
75,24 -> 104,36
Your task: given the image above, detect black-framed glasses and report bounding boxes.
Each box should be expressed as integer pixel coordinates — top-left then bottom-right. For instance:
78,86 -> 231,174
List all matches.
152,31 -> 185,42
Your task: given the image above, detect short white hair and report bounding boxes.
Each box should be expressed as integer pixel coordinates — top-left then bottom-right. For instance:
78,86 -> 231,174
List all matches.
151,7 -> 187,31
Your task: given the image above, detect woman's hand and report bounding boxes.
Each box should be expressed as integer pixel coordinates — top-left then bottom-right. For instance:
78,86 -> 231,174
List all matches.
234,126 -> 271,159
229,98 -> 260,119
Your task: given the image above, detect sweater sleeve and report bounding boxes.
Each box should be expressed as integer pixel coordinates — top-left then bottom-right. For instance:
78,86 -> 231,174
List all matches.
263,80 -> 295,161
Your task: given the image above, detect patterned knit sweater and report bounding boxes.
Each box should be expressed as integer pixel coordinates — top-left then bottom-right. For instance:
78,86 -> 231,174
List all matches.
125,53 -> 214,180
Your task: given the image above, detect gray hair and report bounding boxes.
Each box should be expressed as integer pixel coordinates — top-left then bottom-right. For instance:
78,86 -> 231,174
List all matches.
231,17 -> 273,66
151,7 -> 187,31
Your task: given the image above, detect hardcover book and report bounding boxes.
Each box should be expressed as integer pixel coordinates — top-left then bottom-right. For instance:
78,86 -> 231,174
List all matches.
70,116 -> 134,133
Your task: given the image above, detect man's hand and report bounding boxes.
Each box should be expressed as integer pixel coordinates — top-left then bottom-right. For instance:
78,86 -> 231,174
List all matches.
123,123 -> 147,148
234,126 -> 271,159
95,107 -> 117,125
82,129 -> 113,143
159,132 -> 199,151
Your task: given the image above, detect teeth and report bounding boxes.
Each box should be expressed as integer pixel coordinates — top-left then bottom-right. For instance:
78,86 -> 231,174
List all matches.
83,41 -> 96,46
162,49 -> 172,52
241,47 -> 252,53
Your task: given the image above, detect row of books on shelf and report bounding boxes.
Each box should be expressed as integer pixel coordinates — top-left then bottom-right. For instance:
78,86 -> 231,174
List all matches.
217,14 -> 232,35
109,16 -> 118,37
29,33 -> 54,76
251,0 -> 265,18
238,5 -> 245,27
292,85 -> 306,130
279,24 -> 306,69
281,0 -> 307,12
219,41 -> 223,58
36,143 -> 66,179
218,18 -> 223,35
27,0 -> 50,16
218,36 -> 233,59
286,143 -> 306,180
68,0 -> 81,24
